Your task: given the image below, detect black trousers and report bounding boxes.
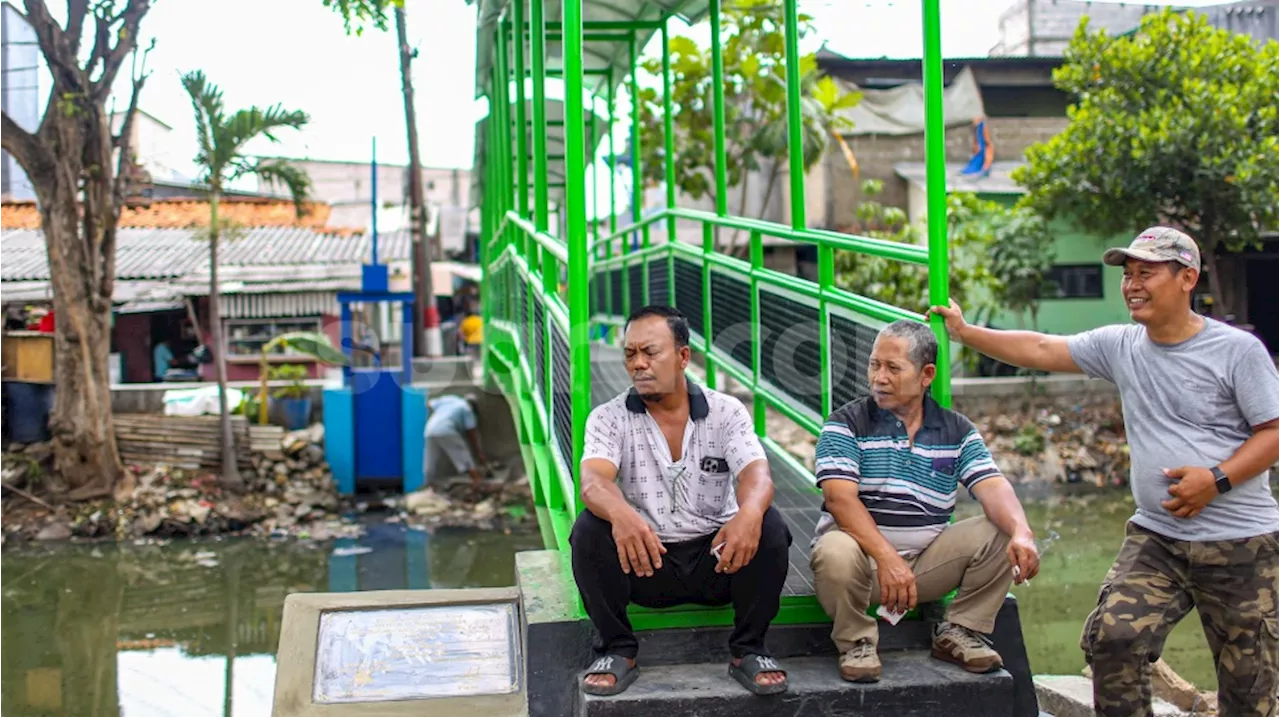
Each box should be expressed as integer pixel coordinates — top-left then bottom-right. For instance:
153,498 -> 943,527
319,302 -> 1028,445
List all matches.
569,506 -> 793,660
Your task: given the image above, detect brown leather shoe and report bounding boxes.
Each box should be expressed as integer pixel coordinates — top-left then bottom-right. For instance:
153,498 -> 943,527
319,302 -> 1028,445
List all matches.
839,639 -> 881,683
931,622 -> 1003,674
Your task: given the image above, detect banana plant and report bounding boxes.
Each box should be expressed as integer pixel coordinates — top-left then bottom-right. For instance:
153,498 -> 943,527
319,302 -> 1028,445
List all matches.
255,331 -> 348,426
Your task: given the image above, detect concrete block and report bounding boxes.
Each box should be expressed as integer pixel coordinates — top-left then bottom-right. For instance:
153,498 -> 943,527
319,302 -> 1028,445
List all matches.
1034,675 -> 1191,717
581,653 -> 1015,717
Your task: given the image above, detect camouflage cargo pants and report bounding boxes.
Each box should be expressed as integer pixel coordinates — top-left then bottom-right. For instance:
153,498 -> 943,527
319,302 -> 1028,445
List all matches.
1081,521 -> 1279,717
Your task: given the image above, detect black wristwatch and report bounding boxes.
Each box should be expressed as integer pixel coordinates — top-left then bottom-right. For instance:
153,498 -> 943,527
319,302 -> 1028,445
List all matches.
1211,466 -> 1232,494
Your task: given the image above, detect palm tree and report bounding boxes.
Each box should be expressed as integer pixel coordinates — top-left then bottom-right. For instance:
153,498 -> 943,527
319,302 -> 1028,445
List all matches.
182,70 -> 312,490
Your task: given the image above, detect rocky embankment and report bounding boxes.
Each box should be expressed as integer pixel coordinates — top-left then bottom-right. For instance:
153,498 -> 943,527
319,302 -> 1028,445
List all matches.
769,400 -> 1131,488
1,423 -> 535,546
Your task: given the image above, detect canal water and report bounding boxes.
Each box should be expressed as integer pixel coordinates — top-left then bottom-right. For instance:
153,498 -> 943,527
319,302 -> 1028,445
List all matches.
1,492 -> 1232,716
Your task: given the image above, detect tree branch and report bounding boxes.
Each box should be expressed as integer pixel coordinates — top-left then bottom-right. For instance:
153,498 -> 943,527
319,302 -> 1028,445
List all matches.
104,38 -> 153,302
65,0 -> 90,55
1,111 -> 53,180
90,0 -> 151,103
23,0 -> 87,101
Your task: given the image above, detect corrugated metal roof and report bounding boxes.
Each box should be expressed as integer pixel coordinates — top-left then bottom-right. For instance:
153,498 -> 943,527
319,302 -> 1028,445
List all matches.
0,227 -> 412,283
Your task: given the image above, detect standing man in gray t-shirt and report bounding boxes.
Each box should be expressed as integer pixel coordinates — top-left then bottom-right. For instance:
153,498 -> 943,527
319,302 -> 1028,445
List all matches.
929,226 -> 1279,717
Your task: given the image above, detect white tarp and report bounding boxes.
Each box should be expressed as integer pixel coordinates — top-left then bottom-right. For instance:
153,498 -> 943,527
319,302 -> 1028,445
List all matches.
834,65 -> 986,136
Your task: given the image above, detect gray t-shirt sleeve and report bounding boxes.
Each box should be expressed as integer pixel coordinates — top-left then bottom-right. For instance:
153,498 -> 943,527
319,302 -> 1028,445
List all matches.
1067,325 -> 1130,382
1230,335 -> 1280,428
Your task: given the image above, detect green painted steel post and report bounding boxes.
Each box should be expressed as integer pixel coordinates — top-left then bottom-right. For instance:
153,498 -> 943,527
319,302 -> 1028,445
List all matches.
702,222 -> 716,389
628,32 -> 642,228
749,230 -> 766,434
496,25 -> 511,235
661,18 -> 676,255
531,0 -> 550,235
607,77 -> 617,236
818,245 -> 834,418
563,0 -> 591,511
709,0 -> 728,218
605,77 -> 616,318
921,0 -> 951,407
782,0 -> 806,230
514,0 -> 529,220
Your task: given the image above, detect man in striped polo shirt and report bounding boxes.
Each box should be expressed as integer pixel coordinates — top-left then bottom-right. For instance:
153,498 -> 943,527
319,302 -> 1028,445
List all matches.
810,320 -> 1041,683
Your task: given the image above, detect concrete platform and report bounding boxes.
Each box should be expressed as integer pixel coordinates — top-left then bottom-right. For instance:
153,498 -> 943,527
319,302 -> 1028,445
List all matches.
579,652 -> 1015,717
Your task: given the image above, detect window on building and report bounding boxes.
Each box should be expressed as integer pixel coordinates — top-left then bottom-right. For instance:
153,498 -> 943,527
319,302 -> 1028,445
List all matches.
224,318 -> 324,359
1041,264 -> 1104,299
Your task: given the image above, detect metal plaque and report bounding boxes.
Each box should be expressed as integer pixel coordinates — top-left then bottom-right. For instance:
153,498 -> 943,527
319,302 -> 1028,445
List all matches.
311,602 -> 521,704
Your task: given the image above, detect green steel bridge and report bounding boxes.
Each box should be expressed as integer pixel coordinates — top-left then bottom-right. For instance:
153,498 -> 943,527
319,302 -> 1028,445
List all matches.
473,0 -> 954,632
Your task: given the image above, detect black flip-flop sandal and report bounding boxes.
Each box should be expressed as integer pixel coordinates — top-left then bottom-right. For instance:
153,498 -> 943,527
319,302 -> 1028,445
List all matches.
729,654 -> 788,695
581,654 -> 640,696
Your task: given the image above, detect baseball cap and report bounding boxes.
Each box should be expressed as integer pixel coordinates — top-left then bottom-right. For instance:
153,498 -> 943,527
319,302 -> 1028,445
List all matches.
1102,227 -> 1201,270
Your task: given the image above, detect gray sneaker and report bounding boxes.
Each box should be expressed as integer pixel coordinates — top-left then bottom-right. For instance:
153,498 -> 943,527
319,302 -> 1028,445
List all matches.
931,621 -> 1003,673
839,638 -> 881,683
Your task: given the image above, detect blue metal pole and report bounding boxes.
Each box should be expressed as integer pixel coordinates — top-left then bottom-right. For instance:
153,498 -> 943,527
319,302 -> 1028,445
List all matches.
371,137 -> 379,265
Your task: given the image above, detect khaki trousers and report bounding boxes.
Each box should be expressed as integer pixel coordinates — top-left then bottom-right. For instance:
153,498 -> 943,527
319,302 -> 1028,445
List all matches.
810,516 -> 1014,653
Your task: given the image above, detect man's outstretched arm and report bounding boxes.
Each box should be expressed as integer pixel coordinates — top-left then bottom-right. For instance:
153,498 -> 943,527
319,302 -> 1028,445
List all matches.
928,299 -> 1082,374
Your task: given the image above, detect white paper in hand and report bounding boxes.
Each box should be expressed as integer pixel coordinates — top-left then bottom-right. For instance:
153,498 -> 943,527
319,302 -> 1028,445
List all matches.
876,605 -> 906,626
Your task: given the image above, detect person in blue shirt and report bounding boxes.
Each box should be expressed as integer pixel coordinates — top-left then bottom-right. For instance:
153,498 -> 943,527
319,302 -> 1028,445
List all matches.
153,338 -> 175,381
424,394 -> 489,487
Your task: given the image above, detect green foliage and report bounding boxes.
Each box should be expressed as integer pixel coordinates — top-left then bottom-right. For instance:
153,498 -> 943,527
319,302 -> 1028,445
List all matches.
1013,8 -> 1278,311
989,207 -> 1057,328
634,0 -> 859,217
1014,422 -> 1047,456
181,70 -> 313,213
269,364 -> 310,400
264,331 -> 349,366
833,181 -> 1000,316
324,0 -> 401,35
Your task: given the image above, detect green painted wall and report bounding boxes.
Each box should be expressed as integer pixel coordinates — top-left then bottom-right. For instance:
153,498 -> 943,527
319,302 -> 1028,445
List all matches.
978,194 -> 1133,336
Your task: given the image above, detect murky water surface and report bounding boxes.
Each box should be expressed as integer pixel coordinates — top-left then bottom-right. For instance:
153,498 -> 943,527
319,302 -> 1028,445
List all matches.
6,490 -> 1263,715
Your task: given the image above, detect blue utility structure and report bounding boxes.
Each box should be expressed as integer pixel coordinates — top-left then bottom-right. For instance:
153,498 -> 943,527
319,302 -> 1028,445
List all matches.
323,139 -> 429,495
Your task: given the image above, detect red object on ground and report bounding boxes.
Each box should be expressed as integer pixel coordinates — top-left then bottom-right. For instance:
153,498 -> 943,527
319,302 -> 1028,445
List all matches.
423,304 -> 440,328
37,312 -> 55,333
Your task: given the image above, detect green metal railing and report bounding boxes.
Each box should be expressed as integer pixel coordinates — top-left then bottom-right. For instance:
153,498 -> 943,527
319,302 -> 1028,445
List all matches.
476,0 -> 952,628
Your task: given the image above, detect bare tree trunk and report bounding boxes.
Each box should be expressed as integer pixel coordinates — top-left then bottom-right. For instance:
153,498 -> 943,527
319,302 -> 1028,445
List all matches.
42,186 -> 123,500
397,6 -> 434,358
1200,242 -> 1229,318
208,189 -> 242,489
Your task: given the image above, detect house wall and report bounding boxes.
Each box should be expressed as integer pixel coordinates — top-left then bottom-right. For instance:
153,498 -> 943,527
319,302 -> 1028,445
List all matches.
113,313 -> 155,383
988,211 -> 1133,335
826,117 -> 1068,227
989,0 -> 1173,57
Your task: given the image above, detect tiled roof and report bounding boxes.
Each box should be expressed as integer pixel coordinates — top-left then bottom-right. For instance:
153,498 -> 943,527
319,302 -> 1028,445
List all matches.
0,226 -> 411,282
0,198 -> 334,231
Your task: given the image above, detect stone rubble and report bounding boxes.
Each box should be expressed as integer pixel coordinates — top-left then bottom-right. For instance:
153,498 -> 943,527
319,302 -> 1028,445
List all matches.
767,401 -> 1132,489
394,463 -> 536,532
2,421 -> 538,546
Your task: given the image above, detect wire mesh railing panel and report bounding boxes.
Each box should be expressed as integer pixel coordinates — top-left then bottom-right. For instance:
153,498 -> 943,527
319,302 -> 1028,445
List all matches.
628,263 -> 644,314
608,267 -> 623,317
829,313 -> 880,410
647,257 -> 670,308
593,271 -> 607,317
672,256 -> 704,337
518,273 -> 530,352
759,288 -> 823,417
533,293 -> 547,401
551,320 -> 573,472
709,269 -> 753,373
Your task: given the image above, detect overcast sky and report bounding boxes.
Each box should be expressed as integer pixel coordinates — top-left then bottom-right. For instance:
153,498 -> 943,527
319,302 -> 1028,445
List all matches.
13,0 -> 1228,180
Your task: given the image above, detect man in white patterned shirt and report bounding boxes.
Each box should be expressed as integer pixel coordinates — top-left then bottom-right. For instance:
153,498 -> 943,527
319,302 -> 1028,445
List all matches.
572,305 -> 792,697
